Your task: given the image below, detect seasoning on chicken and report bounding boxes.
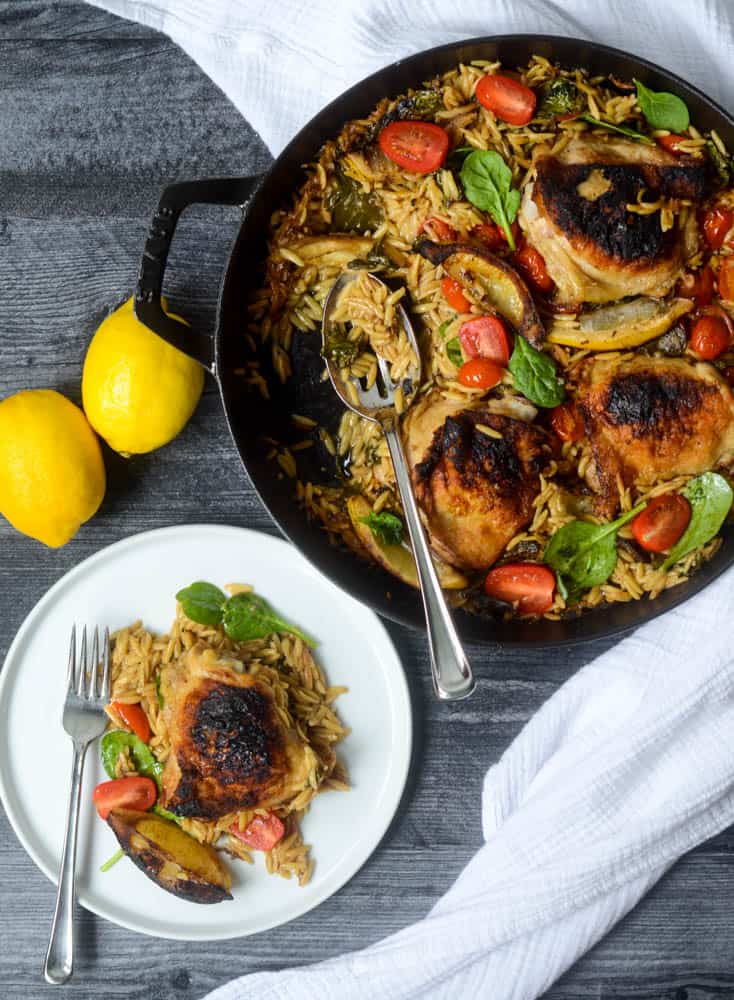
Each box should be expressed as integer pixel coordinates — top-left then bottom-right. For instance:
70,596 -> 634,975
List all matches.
575,356 -> 734,514
159,644 -> 310,821
519,136 -> 707,306
402,392 -> 549,570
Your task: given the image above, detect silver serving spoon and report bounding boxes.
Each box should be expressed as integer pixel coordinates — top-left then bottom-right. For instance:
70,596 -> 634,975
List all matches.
322,271 -> 475,701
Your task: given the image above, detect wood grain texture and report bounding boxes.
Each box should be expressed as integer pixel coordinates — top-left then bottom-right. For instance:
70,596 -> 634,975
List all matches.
1,4 -> 734,998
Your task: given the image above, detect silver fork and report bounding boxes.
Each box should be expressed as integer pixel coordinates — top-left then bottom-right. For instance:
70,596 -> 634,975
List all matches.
43,625 -> 110,986
323,271 -> 475,701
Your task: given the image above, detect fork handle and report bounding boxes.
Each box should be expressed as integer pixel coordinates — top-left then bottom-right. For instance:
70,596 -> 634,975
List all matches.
44,742 -> 87,985
383,423 -> 475,701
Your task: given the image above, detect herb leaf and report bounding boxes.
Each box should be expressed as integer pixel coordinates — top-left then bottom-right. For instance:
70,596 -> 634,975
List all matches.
544,503 -> 645,601
634,79 -> 689,133
508,336 -> 564,408
460,150 -> 521,249
222,592 -> 317,648
175,581 -> 227,626
661,472 -> 733,570
706,138 -> 732,186
359,510 -> 404,547
446,336 -> 463,367
437,319 -> 451,339
579,114 -> 654,145
537,79 -> 582,118
101,731 -> 164,789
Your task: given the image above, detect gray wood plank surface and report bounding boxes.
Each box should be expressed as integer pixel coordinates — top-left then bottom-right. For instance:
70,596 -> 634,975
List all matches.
1,4 -> 733,998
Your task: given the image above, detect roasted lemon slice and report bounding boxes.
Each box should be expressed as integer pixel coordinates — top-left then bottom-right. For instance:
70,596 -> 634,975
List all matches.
548,297 -> 693,350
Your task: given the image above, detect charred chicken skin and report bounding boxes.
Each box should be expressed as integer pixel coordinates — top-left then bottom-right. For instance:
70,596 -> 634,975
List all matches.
575,356 -> 734,515
159,644 -> 309,821
402,393 -> 548,570
519,136 -> 707,306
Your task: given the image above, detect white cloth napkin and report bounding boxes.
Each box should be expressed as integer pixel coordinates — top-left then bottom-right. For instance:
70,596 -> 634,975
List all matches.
88,1 -> 734,996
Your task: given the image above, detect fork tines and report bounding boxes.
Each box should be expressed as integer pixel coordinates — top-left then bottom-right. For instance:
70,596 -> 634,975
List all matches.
67,625 -> 110,702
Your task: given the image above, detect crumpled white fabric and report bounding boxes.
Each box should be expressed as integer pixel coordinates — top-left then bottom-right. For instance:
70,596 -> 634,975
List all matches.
87,1 -> 734,996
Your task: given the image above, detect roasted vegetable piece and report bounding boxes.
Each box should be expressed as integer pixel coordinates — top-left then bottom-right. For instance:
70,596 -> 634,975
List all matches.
347,495 -> 468,590
283,235 -> 374,267
107,808 -> 233,904
536,78 -> 582,118
547,297 -> 693,351
327,172 -> 383,234
416,240 -> 546,346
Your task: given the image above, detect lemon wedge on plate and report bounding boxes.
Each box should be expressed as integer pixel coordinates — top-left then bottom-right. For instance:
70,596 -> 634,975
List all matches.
548,297 -> 692,351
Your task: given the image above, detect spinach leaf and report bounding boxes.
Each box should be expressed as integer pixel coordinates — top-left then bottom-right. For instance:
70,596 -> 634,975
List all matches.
706,138 -> 732,186
537,79 -> 582,118
544,503 -> 646,601
175,581 -> 226,626
661,472 -> 733,570
447,145 -> 474,171
437,319 -> 451,339
634,79 -> 689,132
446,336 -> 463,367
328,171 -> 383,234
222,592 -> 317,648
101,730 -> 164,789
323,327 -> 360,368
153,804 -> 181,824
460,150 -> 521,249
579,114 -> 654,144
155,673 -> 164,709
359,510 -> 404,546
508,335 -> 565,408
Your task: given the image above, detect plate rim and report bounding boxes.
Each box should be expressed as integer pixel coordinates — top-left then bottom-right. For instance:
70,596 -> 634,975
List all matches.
0,523 -> 413,940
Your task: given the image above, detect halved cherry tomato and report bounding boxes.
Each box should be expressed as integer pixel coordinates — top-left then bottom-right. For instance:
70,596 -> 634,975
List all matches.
631,494 -> 691,553
229,813 -> 285,851
656,133 -> 687,155
92,776 -> 157,820
550,402 -> 584,442
514,241 -> 554,293
457,357 -> 504,389
459,315 -> 511,364
378,121 -> 449,174
677,266 -> 715,307
441,276 -> 470,312
476,74 -> 536,126
419,216 -> 458,241
483,563 -> 556,615
471,221 -> 519,249
690,314 -> 731,359
111,701 -> 151,743
717,258 -> 734,301
703,207 -> 734,250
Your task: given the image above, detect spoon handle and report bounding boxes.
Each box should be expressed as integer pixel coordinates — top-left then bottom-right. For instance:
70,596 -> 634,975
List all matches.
383,422 -> 475,701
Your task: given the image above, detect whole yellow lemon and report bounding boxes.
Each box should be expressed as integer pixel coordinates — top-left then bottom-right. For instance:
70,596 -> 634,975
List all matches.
82,297 -> 205,456
0,389 -> 106,547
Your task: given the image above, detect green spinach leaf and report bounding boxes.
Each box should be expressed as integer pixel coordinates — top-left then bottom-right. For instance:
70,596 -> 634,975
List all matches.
508,335 -> 564,408
328,171 -> 383,234
222,592 -> 317,648
634,79 -> 689,132
101,730 -> 164,789
706,138 -> 732,186
460,150 -> 521,249
437,319 -> 451,339
175,581 -> 227,626
359,510 -> 404,546
544,503 -> 646,601
579,114 -> 654,144
446,336 -> 463,367
661,472 -> 733,570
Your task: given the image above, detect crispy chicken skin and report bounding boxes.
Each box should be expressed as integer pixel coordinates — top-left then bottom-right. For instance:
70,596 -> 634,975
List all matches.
576,356 -> 734,515
159,644 -> 310,821
519,136 -> 706,306
403,394 -> 548,570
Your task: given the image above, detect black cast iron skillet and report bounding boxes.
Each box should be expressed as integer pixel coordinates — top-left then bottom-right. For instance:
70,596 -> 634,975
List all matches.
134,34 -> 734,646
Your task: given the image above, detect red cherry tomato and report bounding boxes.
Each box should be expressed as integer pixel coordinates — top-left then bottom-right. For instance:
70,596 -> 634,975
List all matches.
378,121 -> 449,174
656,133 -> 687,155
483,563 -> 556,615
703,207 -> 734,250
92,776 -> 157,820
111,701 -> 151,743
441,276 -> 470,312
690,314 -> 731,359
457,357 -> 504,389
550,403 -> 584,442
717,258 -> 734,301
475,74 -> 537,126
677,266 -> 715,307
471,221 -> 520,250
419,216 -> 458,241
514,241 -> 554,293
459,315 -> 511,364
630,494 -> 691,553
229,813 -> 285,851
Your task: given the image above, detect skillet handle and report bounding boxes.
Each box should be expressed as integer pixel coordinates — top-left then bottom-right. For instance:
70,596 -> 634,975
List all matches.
134,176 -> 260,374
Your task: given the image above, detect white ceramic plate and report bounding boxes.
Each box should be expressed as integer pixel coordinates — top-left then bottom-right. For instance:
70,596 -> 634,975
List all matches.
0,525 -> 412,940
